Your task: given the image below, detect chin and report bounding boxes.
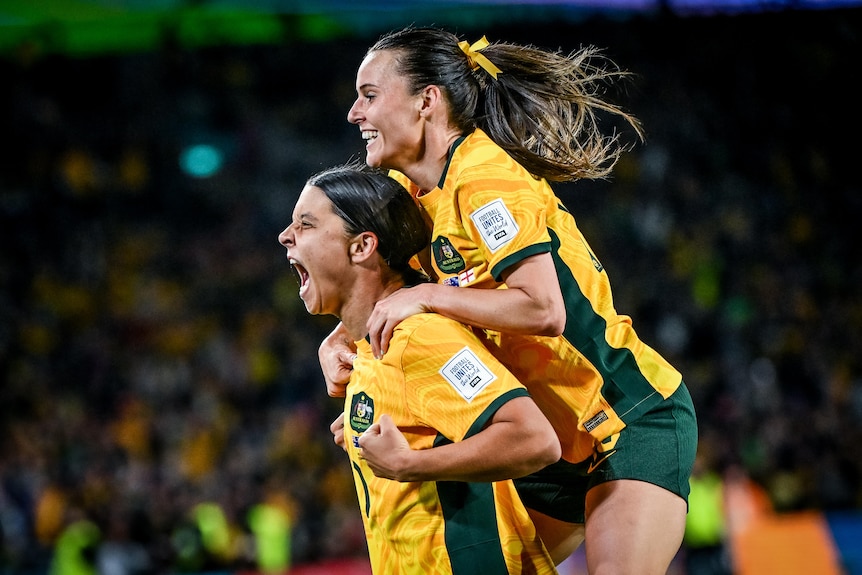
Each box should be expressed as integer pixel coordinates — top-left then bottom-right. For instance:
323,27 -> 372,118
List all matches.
364,154 -> 381,168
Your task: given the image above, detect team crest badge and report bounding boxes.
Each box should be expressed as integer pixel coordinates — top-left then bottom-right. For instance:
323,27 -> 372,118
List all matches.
349,392 -> 375,433
432,236 -> 466,274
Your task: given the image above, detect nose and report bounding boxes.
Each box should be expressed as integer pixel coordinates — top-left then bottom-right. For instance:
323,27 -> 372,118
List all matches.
278,225 -> 294,248
347,98 -> 362,125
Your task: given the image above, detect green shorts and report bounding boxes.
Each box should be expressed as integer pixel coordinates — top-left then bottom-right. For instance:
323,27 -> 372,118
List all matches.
514,382 -> 698,524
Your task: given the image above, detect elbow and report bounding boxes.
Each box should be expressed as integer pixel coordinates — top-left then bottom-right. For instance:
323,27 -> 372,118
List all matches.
536,315 -> 565,337
534,305 -> 566,337
523,431 -> 562,476
533,293 -> 566,336
541,434 -> 562,468
536,419 -> 562,468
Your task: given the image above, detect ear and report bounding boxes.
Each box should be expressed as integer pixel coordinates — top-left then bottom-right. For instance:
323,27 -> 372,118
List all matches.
418,84 -> 444,118
349,231 -> 379,263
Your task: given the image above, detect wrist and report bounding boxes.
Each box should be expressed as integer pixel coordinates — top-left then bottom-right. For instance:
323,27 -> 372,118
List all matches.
419,282 -> 437,314
395,448 -> 420,482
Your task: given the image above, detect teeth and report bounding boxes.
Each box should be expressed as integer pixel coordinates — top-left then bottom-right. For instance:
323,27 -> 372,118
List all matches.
361,130 -> 378,141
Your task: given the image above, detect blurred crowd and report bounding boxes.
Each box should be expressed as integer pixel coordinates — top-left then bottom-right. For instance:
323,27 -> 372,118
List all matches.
1,8 -> 860,574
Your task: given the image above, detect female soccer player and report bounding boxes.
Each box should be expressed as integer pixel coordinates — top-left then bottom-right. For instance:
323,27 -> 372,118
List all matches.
320,26 -> 698,574
278,164 -> 561,575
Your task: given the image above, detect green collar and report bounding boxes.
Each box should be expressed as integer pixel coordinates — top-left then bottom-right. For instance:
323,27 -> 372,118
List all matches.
438,135 -> 467,189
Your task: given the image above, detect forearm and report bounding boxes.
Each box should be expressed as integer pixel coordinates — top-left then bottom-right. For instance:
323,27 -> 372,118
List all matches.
422,252 -> 565,336
423,282 -> 561,336
392,398 -> 560,483
398,430 -> 551,482
366,254 -> 565,359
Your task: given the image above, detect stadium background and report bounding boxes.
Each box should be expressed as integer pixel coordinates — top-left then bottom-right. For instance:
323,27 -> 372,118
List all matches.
1,1 -> 861,574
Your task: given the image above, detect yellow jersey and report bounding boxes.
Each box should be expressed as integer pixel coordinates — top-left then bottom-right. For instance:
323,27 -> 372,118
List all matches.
345,312 -> 557,575
391,129 -> 682,463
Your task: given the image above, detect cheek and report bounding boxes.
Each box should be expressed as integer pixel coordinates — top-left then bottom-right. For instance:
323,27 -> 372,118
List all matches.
317,235 -> 351,265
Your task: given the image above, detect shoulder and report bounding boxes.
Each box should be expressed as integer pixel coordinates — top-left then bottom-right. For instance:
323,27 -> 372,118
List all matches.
457,129 -> 508,164
393,313 -> 472,343
387,170 -> 419,194
387,313 -> 485,364
452,130 -> 537,188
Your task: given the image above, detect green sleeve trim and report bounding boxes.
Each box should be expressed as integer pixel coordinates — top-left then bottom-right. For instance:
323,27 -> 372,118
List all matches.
466,388 -> 530,438
433,388 -> 530,448
489,242 -> 551,281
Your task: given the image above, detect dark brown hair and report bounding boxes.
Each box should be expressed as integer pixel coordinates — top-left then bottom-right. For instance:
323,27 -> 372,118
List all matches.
308,163 -> 430,286
368,26 -> 643,182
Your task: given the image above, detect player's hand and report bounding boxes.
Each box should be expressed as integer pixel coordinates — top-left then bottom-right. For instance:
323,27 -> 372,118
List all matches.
367,286 -> 431,359
330,413 -> 346,451
358,414 -> 414,481
319,324 -> 357,397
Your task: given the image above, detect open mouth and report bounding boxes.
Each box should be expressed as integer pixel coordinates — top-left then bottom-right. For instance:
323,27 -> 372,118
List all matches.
289,258 -> 310,295
361,130 -> 378,144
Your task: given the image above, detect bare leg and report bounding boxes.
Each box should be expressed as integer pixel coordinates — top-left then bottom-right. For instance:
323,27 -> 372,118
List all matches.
584,479 -> 686,575
528,508 -> 585,565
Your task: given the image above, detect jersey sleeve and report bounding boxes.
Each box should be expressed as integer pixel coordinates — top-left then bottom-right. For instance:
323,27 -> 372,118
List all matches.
397,315 -> 529,442
455,163 -> 552,281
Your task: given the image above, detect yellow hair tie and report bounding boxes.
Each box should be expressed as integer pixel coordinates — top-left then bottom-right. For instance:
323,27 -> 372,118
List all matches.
458,36 -> 502,80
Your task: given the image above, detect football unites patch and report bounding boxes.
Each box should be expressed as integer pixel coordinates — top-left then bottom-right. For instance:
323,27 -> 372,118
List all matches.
470,199 -> 518,253
439,347 -> 497,402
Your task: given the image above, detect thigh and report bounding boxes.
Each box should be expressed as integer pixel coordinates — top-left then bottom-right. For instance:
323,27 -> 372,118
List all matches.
583,383 -> 698,574
585,479 -> 688,575
528,509 -> 585,566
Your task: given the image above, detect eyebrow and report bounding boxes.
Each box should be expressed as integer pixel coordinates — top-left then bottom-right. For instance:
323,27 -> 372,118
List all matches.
297,211 -> 319,223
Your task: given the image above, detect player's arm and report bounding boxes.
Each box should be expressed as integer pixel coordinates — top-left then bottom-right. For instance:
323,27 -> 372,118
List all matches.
358,395 -> 560,482
366,252 -> 564,358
